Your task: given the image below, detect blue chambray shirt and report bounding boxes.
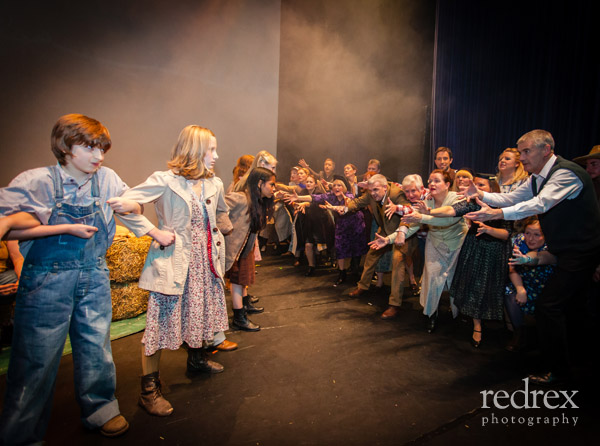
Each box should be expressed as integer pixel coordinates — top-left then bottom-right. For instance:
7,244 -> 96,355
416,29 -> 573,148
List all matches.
0,163 -> 128,256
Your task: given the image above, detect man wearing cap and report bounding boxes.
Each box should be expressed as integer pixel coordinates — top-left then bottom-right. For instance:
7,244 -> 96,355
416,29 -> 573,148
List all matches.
462,130 -> 600,385
573,145 -> 600,207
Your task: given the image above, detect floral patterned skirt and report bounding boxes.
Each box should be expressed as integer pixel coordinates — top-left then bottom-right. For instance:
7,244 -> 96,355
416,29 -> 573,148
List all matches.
142,199 -> 228,356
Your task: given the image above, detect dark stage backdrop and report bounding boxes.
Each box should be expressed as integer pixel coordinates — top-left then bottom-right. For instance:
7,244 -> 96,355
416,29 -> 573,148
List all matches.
432,0 -> 600,175
0,0 -> 281,197
277,0 -> 436,184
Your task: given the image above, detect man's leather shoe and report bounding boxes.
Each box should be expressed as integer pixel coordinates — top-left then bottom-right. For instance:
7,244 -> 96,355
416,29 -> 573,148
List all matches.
100,415 -> 129,437
215,339 -> 238,351
349,287 -> 366,297
380,305 -> 400,320
528,372 -> 564,385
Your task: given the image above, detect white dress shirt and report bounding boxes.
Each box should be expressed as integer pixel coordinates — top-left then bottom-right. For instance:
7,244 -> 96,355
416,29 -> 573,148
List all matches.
482,155 -> 583,221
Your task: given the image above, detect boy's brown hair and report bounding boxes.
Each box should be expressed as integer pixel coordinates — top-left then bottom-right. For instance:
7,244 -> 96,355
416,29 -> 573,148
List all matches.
51,114 -> 111,165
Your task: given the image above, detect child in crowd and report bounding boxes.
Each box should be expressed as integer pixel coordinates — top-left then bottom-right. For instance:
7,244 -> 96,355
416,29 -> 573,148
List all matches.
113,125 -> 231,417
0,114 -> 132,442
505,216 -> 556,351
225,167 -> 276,331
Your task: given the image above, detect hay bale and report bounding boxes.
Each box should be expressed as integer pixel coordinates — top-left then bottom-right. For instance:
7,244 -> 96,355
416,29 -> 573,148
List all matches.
111,282 -> 149,321
106,235 -> 152,283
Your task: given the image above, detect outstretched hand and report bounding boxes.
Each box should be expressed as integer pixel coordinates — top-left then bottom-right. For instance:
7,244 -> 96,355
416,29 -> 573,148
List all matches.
384,198 -> 399,220
458,179 -> 482,202
298,159 -> 309,169
413,200 -> 429,214
284,191 -> 300,204
401,211 -> 421,225
368,233 -> 389,250
464,197 -> 503,222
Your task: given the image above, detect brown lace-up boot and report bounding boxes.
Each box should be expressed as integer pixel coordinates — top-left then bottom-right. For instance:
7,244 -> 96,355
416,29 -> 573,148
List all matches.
139,371 -> 174,416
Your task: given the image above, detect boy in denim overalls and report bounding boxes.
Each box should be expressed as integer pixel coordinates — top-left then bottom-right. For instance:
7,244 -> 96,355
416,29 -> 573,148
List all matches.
0,114 -> 132,443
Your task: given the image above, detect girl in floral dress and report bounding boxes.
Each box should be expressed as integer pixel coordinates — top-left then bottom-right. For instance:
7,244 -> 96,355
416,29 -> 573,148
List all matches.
115,125 -> 231,417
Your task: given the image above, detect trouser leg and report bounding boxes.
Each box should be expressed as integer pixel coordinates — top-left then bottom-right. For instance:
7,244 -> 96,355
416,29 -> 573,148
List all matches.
358,246 -> 387,290
388,244 -> 407,307
69,266 -> 119,429
0,269 -> 75,445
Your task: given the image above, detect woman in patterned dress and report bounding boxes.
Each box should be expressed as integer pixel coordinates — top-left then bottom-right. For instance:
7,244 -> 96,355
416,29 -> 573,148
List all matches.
285,177 -> 368,286
115,125 -> 232,417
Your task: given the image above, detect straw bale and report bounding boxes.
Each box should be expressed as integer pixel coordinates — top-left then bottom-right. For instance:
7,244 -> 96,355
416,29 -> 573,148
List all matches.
110,281 -> 149,321
106,235 -> 152,283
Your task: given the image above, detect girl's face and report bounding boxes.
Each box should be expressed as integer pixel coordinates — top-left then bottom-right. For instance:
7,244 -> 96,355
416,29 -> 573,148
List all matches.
332,181 -> 345,196
260,160 -> 277,173
455,175 -> 471,190
524,222 -> 545,250
427,173 -> 449,197
473,177 -> 491,192
203,136 -> 218,170
498,151 -> 517,172
297,169 -> 307,183
344,164 -> 356,179
260,176 -> 276,199
305,176 -> 316,191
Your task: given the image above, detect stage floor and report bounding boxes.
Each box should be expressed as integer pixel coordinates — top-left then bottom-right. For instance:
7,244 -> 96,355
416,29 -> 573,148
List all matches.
1,253 -> 597,445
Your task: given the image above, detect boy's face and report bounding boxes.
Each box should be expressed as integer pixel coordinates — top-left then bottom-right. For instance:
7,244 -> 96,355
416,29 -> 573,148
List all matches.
67,144 -> 104,174
324,160 -> 334,174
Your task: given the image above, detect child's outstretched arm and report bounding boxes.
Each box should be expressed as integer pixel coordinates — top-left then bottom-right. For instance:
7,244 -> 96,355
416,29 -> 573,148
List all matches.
0,212 -> 41,239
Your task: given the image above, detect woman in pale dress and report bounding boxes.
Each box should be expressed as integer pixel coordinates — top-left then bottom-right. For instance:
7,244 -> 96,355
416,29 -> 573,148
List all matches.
400,170 -> 468,333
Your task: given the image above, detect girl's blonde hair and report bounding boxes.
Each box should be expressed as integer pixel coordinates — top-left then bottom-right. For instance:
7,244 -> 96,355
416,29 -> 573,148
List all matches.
497,148 -> 528,185
252,150 -> 277,171
168,125 -> 216,179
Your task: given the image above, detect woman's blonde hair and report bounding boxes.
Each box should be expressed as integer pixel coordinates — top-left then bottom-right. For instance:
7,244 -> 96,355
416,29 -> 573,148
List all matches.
497,148 -> 528,185
332,179 -> 347,193
168,125 -> 216,179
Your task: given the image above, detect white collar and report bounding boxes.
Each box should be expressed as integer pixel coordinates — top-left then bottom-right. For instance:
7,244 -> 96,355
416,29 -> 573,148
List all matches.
534,154 -> 557,181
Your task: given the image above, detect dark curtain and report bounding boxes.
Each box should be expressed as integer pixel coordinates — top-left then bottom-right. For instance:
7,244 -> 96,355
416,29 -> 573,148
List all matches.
431,0 -> 600,174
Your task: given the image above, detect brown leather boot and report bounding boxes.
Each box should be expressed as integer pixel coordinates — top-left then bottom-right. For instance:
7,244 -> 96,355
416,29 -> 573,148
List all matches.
139,371 -> 174,416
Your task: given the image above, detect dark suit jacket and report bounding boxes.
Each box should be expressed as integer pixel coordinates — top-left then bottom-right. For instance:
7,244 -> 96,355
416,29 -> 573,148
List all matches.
346,182 -> 409,236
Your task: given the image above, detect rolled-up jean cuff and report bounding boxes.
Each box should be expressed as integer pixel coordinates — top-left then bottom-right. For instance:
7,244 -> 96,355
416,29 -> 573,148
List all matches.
213,330 -> 226,346
83,399 -> 120,429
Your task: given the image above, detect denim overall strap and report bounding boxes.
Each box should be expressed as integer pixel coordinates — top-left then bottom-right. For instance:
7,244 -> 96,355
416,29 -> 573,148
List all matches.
0,168 -> 119,445
24,168 -> 108,267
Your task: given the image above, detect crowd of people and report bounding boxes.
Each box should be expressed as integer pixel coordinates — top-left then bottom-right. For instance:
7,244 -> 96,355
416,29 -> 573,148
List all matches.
0,114 -> 598,444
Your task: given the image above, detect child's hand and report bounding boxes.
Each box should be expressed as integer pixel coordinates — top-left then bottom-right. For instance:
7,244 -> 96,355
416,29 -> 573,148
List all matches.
107,197 -> 140,214
66,224 -> 99,239
149,228 -> 176,248
515,287 -> 527,306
